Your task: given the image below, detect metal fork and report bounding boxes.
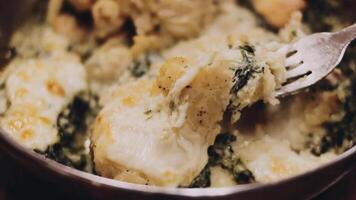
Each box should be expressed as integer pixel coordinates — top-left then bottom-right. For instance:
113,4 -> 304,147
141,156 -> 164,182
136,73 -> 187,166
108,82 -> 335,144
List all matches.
276,23 -> 356,97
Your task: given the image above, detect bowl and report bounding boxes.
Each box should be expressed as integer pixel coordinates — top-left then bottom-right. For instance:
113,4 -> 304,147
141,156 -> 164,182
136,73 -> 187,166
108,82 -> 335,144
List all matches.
0,1 -> 355,199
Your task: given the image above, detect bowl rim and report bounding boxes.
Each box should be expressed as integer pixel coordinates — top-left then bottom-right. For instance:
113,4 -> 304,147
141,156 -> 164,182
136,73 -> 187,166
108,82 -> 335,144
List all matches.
0,127 -> 355,197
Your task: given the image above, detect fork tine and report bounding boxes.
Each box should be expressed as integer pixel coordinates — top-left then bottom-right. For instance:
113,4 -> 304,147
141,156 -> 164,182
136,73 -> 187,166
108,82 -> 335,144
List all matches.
276,79 -> 302,96
285,54 -> 302,68
276,73 -> 316,96
276,45 -> 289,55
286,63 -> 310,78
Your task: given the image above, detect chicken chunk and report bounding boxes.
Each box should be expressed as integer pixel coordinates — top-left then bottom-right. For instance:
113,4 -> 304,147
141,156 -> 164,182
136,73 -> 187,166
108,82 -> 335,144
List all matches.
251,0 -> 306,27
92,56 -> 234,186
85,38 -> 132,84
52,14 -> 88,43
92,0 -> 124,38
89,0 -> 219,40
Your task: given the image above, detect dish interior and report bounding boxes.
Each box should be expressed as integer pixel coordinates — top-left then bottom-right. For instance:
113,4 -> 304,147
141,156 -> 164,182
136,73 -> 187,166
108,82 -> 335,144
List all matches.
0,0 -> 355,188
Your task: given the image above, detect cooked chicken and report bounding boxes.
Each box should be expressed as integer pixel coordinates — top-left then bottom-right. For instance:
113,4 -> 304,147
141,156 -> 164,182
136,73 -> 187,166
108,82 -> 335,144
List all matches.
251,0 -> 306,27
84,0 -> 219,40
85,37 -> 132,84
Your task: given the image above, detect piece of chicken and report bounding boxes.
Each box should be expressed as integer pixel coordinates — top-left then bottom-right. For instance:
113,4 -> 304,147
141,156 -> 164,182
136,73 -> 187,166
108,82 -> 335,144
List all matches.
90,0 -> 219,39
51,14 -> 88,43
92,55 -> 234,186
85,37 -> 132,84
251,0 -> 306,27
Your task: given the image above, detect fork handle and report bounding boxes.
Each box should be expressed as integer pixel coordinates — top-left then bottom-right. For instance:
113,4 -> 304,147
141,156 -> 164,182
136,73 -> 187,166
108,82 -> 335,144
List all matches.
332,23 -> 356,45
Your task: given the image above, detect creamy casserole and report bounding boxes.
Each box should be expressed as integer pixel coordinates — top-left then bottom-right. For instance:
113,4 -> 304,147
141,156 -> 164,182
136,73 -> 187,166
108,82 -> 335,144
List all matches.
0,0 -> 355,187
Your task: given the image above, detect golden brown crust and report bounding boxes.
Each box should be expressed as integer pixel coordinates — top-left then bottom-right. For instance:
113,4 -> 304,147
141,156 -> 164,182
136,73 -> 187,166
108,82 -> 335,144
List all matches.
252,0 -> 306,27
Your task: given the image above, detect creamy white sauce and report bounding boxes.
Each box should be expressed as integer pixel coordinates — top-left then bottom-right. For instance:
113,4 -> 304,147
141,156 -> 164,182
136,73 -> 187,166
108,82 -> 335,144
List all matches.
1,52 -> 87,151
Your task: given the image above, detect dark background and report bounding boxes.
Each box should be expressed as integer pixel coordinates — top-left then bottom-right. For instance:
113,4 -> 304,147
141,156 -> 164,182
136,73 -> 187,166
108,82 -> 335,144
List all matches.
0,152 -> 355,200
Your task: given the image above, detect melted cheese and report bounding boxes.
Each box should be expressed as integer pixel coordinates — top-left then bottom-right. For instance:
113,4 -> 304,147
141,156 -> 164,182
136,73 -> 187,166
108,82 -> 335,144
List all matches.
1,52 -> 87,151
234,135 -> 336,183
231,91 -> 340,184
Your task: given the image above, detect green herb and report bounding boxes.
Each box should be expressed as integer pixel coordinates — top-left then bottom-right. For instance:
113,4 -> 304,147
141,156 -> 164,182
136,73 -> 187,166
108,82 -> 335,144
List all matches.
291,30 -> 297,37
169,101 -> 175,110
129,54 -> 152,78
230,45 -> 263,94
303,0 -> 356,155
189,166 -> 211,188
144,110 -> 152,115
144,109 -> 153,120
239,45 -> 255,54
208,133 -> 255,184
189,133 -> 255,188
311,73 -> 356,155
36,92 -> 99,172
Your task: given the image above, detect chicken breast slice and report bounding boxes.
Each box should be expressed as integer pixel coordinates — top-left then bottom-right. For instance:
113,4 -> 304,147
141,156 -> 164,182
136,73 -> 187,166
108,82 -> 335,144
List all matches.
92,56 -> 234,186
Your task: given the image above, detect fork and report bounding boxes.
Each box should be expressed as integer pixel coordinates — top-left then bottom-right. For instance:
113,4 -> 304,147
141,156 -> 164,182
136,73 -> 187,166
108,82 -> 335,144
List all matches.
276,23 -> 356,97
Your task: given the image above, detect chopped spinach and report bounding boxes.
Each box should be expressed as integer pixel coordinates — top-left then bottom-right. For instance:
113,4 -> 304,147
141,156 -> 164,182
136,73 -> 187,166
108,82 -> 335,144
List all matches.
315,41 -> 356,156
208,133 -> 255,184
144,110 -> 152,115
57,95 -> 90,145
129,54 -> 152,78
189,133 -> 255,187
230,45 -> 263,94
239,45 -> 255,54
189,166 -> 211,188
311,71 -> 356,155
35,92 -> 99,172
303,0 -> 356,155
